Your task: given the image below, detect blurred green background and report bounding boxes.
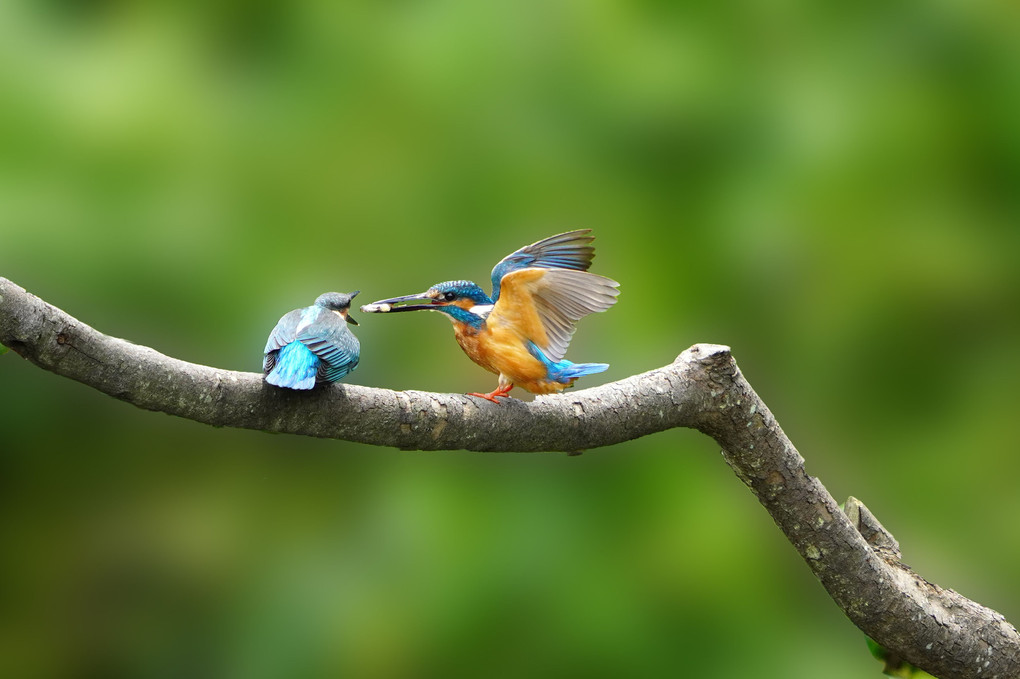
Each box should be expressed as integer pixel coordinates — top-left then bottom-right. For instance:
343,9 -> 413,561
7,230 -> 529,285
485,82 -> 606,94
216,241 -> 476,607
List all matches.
2,0 -> 1018,677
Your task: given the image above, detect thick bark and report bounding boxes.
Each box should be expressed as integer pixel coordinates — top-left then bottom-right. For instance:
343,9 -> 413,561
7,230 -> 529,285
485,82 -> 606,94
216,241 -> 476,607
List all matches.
2,276 -> 1017,678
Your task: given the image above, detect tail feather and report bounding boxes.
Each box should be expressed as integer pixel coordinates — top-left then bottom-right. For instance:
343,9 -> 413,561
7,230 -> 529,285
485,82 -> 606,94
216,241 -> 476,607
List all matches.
548,361 -> 609,382
265,341 -> 319,390
526,340 -> 608,385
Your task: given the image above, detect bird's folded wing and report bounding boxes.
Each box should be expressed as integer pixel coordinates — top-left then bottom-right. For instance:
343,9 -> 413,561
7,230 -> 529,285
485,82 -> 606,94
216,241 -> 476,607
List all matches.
490,230 -> 596,302
488,267 -> 619,362
263,309 -> 304,373
298,322 -> 360,382
263,309 -> 302,353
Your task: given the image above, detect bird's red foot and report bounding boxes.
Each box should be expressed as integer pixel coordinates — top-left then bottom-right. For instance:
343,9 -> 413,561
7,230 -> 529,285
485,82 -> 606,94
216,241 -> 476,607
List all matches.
467,383 -> 514,403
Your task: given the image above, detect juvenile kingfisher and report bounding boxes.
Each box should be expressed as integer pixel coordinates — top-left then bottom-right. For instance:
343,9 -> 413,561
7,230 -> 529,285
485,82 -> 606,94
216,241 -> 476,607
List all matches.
361,230 -> 619,402
263,292 -> 361,390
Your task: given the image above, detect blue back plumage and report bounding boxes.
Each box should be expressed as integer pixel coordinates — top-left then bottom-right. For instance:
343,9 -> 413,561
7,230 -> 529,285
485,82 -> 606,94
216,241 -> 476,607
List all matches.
489,229 -> 596,302
266,341 -> 320,389
263,293 -> 361,390
527,341 -> 608,385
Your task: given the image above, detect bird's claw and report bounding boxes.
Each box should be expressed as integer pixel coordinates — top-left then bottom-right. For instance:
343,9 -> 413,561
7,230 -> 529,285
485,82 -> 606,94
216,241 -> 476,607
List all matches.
467,392 -> 504,403
467,384 -> 514,403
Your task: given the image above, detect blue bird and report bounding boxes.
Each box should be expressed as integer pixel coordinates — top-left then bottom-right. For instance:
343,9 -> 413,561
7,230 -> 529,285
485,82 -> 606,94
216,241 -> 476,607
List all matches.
263,292 -> 361,390
361,230 -> 618,402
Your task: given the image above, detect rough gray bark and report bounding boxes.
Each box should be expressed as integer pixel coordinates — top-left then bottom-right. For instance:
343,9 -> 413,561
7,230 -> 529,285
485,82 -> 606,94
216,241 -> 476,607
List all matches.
1,276 -> 1017,678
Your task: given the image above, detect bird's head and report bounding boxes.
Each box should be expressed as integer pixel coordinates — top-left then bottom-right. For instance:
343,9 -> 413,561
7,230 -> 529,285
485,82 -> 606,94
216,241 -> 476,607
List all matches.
314,291 -> 360,325
360,280 -> 493,326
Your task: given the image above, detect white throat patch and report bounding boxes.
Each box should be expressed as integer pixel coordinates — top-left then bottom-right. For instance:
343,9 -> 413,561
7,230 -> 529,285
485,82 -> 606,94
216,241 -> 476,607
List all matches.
469,304 -> 494,319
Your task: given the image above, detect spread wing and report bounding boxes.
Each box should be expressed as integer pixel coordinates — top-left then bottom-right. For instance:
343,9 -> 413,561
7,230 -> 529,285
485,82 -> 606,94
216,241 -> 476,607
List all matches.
490,230 -> 596,303
487,267 -> 619,362
298,314 -> 361,382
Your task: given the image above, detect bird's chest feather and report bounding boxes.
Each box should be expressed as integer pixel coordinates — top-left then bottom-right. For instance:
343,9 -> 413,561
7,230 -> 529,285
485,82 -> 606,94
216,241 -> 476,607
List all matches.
452,323 -> 496,374
452,322 -> 546,382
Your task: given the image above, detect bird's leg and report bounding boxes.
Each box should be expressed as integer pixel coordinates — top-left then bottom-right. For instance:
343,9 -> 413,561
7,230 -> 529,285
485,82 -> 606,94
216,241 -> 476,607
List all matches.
467,382 -> 514,403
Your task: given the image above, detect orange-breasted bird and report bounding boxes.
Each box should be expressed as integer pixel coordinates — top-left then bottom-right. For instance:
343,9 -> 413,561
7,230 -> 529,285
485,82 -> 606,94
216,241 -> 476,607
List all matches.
360,230 -> 619,402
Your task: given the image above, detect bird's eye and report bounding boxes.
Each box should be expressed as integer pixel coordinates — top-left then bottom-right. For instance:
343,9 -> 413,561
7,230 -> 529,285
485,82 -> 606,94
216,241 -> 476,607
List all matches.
443,292 -> 456,302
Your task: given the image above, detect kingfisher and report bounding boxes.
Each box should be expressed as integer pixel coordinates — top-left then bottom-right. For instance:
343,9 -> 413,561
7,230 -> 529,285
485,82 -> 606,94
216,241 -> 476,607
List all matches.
361,230 -> 619,402
263,291 -> 361,390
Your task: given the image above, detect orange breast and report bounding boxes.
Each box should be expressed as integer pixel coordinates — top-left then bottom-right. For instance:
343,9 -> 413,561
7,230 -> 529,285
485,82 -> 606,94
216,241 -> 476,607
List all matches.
452,324 -> 499,376
452,322 -> 568,394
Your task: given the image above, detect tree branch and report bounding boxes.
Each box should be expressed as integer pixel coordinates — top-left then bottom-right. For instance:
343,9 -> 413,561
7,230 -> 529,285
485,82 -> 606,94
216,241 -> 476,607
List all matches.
2,276 -> 1017,678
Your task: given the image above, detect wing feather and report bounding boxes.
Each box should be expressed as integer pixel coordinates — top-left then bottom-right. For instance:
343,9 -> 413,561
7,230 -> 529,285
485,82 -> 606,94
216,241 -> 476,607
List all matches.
264,309 -> 303,354
490,230 -> 597,302
297,312 -> 361,382
263,309 -> 304,373
488,267 -> 619,362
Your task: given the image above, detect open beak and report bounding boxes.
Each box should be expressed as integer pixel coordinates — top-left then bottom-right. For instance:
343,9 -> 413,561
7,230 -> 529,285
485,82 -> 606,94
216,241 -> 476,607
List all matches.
360,291 -> 438,314
346,291 -> 360,325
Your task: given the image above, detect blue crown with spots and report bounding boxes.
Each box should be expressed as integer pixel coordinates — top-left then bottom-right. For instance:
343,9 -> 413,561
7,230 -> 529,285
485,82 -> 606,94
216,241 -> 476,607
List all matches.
428,280 -> 492,305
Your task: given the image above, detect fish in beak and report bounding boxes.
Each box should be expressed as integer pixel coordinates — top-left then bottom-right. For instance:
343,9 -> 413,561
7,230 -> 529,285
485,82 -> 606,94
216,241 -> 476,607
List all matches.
360,291 -> 442,314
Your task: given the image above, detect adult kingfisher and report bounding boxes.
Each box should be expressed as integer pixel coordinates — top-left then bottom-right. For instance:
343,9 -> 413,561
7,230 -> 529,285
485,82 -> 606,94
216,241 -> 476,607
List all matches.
361,230 -> 619,402
263,292 -> 361,390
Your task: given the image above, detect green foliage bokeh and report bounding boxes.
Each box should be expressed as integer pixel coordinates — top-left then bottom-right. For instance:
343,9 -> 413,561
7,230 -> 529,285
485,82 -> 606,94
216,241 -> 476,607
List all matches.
2,0 -> 1018,677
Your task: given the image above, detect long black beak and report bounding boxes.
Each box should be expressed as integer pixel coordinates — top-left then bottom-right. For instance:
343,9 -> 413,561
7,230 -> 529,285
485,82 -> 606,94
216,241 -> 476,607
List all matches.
360,291 -> 437,314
